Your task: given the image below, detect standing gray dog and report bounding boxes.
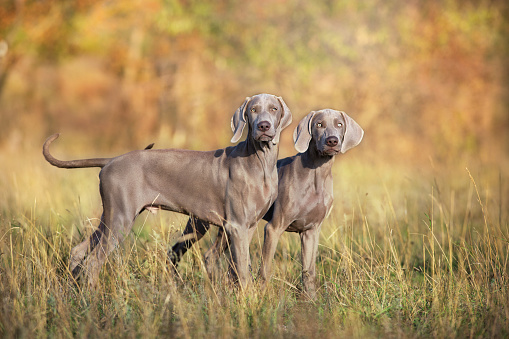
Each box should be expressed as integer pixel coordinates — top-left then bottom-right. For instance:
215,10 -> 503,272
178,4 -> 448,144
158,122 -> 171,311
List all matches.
169,109 -> 363,298
42,93 -> 292,288
259,109 -> 363,298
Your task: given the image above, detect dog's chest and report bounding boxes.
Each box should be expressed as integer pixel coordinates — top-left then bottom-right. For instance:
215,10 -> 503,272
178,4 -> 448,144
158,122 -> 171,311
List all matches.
285,193 -> 332,233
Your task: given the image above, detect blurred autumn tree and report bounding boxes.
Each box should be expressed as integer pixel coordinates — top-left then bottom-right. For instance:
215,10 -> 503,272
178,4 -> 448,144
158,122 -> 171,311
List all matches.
0,0 -> 507,164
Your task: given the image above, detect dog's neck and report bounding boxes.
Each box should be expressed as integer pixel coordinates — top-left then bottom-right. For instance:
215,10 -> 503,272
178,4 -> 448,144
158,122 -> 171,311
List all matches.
244,130 -> 279,163
301,139 -> 336,172
299,140 -> 335,194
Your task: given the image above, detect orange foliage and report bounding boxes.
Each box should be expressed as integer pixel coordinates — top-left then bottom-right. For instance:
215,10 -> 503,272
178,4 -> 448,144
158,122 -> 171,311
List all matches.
0,0 -> 507,166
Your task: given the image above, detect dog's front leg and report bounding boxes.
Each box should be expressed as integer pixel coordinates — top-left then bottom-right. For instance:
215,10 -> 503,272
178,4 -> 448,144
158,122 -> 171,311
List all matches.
224,223 -> 250,290
300,225 -> 321,299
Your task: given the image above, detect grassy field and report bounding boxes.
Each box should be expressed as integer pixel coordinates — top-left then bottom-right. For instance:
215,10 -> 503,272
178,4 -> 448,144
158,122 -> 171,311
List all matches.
1,0 -> 508,337
0,148 -> 508,338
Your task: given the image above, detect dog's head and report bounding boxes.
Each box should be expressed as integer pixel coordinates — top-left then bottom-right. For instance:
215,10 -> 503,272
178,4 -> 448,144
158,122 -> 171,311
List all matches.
293,109 -> 363,156
231,94 -> 292,145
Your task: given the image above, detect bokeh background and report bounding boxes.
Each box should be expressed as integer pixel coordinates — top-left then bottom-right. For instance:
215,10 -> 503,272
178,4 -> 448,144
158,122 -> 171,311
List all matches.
1,0 -> 508,168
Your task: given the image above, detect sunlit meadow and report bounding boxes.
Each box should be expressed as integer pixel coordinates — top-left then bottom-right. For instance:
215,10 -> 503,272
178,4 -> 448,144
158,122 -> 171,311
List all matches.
1,146 -> 508,337
1,0 -> 509,337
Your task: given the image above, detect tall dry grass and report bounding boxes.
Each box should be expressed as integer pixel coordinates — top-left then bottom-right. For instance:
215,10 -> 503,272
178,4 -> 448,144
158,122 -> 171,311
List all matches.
0,148 -> 507,338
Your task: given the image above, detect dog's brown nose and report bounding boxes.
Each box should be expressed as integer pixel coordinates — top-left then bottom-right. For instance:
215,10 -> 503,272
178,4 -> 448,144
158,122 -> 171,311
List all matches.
326,136 -> 339,147
257,121 -> 271,132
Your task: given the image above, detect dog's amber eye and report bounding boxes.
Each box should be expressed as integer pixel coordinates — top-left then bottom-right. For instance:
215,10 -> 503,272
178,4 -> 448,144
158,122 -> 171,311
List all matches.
251,108 -> 256,113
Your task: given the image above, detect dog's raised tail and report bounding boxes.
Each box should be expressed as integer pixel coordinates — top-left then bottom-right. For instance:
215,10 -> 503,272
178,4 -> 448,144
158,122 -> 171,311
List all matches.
43,133 -> 111,169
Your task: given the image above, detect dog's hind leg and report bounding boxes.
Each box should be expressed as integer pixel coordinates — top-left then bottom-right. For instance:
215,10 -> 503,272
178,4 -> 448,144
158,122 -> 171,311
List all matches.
203,227 -> 228,280
69,213 -> 106,279
80,188 -> 139,288
168,217 -> 211,269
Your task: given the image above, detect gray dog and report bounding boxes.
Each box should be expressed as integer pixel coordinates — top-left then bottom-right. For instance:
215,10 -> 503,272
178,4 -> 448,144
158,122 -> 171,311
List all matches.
43,93 -> 292,288
169,109 -> 363,298
259,109 -> 363,298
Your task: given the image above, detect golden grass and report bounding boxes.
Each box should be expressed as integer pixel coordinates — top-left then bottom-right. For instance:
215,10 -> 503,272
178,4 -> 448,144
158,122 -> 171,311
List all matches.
1,149 -> 508,338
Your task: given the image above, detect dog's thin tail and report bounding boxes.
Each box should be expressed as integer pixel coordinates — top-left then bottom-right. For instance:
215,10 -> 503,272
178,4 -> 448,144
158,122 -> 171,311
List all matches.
43,133 -> 111,169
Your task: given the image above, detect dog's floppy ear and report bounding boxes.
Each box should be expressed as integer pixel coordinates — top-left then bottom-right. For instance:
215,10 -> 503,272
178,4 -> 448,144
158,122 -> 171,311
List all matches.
293,111 -> 316,153
339,111 -> 364,153
231,96 -> 251,143
272,96 -> 293,145
276,96 -> 293,130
